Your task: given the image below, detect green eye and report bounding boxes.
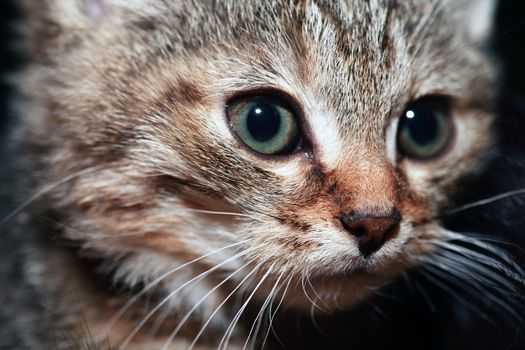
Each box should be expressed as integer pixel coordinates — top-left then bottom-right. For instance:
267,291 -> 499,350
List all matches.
227,96 -> 301,155
397,97 -> 453,159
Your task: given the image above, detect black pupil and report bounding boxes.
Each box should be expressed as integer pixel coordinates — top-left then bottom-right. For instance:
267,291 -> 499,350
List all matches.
246,103 -> 281,142
404,104 -> 439,146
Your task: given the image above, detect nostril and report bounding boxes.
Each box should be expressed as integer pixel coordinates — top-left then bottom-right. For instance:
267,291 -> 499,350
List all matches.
340,209 -> 401,256
351,225 -> 367,238
340,216 -> 367,237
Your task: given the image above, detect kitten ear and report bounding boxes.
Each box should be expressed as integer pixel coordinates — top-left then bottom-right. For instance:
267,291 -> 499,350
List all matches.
22,0 -> 161,28
83,0 -> 162,21
22,0 -> 162,58
462,0 -> 497,41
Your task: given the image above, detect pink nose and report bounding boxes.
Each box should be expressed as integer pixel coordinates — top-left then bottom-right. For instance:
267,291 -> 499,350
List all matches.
340,210 -> 401,257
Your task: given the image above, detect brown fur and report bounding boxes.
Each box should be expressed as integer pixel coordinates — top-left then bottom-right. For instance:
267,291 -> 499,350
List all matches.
14,0 -> 497,348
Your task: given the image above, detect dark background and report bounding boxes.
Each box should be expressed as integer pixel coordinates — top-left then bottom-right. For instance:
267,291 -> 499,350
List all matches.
0,0 -> 23,139
1,1 -> 525,350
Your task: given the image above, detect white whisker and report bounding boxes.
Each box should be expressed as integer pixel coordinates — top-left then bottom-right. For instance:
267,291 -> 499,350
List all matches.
439,229 -> 524,273
218,262 -> 276,350
435,243 -> 523,288
429,235 -> 525,285
37,215 -> 150,240
419,264 -> 493,324
300,273 -> 328,314
242,269 -> 285,350
422,229 -> 525,324
116,245 -> 255,349
422,257 -> 522,323
306,270 -> 332,313
187,262 -> 265,350
160,261 -> 252,350
182,208 -> 265,222
1,165 -> 102,228
445,188 -> 525,215
261,275 -> 292,350
100,240 -> 247,340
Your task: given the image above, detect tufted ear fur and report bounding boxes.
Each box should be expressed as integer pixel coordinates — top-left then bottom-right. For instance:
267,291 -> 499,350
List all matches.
21,0 -> 162,59
81,0 -> 163,21
22,0 -> 162,26
462,0 -> 497,42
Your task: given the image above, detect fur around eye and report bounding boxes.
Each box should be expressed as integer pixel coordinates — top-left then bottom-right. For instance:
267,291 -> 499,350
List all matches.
227,96 -> 301,155
397,96 -> 453,160
8,0 -> 516,348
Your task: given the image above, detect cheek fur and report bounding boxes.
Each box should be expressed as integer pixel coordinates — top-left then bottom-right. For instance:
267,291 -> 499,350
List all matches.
15,0 -> 502,346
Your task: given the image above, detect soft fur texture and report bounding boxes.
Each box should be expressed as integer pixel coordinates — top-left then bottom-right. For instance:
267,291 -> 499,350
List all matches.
4,0 -> 524,349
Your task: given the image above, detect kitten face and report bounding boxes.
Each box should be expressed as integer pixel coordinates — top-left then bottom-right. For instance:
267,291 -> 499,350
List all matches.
22,0 -> 497,331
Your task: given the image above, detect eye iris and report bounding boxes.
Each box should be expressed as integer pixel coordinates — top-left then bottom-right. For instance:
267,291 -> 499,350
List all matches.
228,96 -> 300,155
398,98 -> 451,159
246,103 -> 281,142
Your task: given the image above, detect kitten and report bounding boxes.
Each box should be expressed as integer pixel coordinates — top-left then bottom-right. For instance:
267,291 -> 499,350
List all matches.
2,0 -> 522,349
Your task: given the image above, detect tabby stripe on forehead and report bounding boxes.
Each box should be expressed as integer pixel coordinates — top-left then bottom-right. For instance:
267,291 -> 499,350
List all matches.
380,0 -> 396,57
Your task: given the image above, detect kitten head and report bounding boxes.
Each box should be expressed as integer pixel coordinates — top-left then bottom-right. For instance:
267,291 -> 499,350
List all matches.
21,0 -> 497,315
